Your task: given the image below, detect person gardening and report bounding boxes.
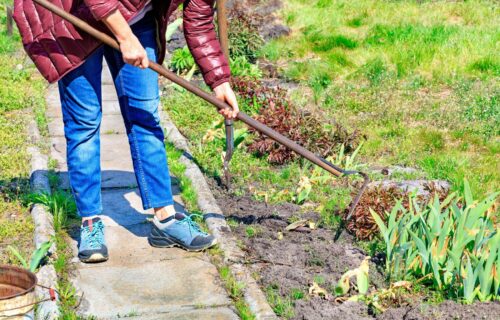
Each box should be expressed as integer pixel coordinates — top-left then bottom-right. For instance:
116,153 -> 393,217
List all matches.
14,0 -> 239,263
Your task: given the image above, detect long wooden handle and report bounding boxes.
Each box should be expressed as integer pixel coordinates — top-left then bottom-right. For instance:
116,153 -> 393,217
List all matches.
33,0 -> 344,177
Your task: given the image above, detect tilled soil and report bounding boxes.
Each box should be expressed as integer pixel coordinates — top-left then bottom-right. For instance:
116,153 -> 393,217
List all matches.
211,185 -> 500,320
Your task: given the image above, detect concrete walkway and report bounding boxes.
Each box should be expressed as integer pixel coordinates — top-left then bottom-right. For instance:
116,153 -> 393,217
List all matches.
46,64 -> 238,319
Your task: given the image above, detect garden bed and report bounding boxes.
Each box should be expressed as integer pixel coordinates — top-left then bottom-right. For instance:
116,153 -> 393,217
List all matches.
210,182 -> 500,319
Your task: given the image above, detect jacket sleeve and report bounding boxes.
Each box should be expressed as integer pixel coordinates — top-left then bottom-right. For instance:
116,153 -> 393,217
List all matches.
183,0 -> 231,89
84,0 -> 119,20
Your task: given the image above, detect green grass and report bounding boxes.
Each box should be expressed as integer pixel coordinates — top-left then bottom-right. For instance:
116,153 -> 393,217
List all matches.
265,284 -> 295,319
0,2 -> 46,265
257,0 -> 499,197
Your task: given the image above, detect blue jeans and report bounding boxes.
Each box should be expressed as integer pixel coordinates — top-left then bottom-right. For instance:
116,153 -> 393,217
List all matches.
58,12 -> 173,217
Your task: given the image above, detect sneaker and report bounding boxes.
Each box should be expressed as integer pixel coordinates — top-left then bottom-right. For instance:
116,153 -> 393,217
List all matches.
148,213 -> 217,252
78,217 -> 108,263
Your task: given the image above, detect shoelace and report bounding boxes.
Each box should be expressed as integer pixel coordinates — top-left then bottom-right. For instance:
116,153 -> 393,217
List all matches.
178,214 -> 208,236
82,222 -> 105,249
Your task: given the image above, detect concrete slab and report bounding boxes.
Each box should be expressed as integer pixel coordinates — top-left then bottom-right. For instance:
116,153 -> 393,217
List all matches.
66,187 -> 193,265
125,307 -> 239,319
74,258 -> 231,318
46,100 -> 122,119
102,66 -> 114,85
50,135 -> 138,189
47,114 -> 126,137
101,188 -> 150,226
102,84 -> 118,101
69,224 -> 198,267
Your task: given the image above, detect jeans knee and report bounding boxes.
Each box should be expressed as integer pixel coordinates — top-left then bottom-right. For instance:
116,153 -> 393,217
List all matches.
127,97 -> 162,131
63,115 -> 101,143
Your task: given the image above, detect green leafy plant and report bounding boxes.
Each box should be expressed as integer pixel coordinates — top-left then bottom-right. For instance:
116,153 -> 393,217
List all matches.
170,46 -> 195,73
230,56 -> 262,79
26,191 -> 77,231
8,240 -> 53,272
371,180 -> 499,303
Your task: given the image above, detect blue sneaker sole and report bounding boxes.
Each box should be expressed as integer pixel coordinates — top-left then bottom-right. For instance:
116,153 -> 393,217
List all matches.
148,225 -> 217,252
78,245 -> 109,263
78,252 -> 108,263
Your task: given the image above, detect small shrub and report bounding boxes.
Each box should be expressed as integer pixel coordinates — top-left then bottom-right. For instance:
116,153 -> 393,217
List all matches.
231,77 -> 290,115
232,78 -> 363,165
227,13 -> 264,62
345,183 -> 448,240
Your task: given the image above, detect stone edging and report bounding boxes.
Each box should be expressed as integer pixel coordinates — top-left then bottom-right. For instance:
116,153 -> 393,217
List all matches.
27,120 -> 59,320
162,113 -> 278,320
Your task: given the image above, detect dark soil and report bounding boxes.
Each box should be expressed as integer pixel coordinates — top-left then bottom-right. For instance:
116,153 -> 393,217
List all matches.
209,182 -> 500,320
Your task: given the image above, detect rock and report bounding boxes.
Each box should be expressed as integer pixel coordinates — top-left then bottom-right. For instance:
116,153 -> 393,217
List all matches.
368,179 -> 450,199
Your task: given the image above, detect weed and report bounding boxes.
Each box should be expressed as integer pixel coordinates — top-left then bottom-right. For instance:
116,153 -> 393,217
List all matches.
245,226 -> 258,238
265,284 -> 295,319
26,191 -> 77,231
309,71 -> 331,102
290,288 -> 305,300
418,129 -> 445,152
304,27 -> 358,52
346,13 -> 367,28
315,0 -> 332,9
360,57 -> 390,85
313,275 -> 325,285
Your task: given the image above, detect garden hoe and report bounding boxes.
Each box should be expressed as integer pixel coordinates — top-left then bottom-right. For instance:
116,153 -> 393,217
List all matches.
215,0 -> 235,189
32,0 -> 370,240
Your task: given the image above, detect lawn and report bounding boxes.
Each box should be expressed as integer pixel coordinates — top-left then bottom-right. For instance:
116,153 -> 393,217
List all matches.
260,0 -> 499,196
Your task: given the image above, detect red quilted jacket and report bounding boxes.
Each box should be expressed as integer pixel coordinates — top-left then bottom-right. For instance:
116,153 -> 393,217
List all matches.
13,0 -> 230,89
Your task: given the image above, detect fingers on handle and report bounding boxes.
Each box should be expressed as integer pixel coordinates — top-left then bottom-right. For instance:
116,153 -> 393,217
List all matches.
141,55 -> 149,69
